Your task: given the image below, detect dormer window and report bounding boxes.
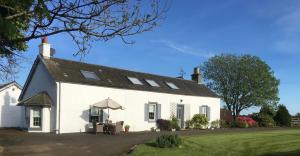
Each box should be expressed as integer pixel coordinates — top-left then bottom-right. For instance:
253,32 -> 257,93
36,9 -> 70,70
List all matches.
166,82 -> 179,89
127,77 -> 143,85
81,70 -> 100,80
145,79 -> 160,87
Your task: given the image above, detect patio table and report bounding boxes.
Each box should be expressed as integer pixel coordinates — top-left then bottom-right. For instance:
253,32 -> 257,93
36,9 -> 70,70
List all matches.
103,123 -> 116,135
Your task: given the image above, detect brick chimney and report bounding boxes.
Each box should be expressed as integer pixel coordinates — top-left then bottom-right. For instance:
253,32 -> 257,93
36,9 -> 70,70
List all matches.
191,67 -> 202,84
39,37 -> 51,58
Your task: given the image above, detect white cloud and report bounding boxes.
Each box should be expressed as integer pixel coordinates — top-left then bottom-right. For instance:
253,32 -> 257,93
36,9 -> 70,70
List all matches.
150,39 -> 215,58
276,9 -> 300,34
274,40 -> 300,54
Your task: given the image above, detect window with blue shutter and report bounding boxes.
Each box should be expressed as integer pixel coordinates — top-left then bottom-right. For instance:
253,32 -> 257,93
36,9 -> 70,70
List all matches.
200,105 -> 210,121
145,102 -> 161,122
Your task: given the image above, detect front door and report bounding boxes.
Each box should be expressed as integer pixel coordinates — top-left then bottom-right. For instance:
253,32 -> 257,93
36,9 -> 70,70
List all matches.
177,105 -> 184,128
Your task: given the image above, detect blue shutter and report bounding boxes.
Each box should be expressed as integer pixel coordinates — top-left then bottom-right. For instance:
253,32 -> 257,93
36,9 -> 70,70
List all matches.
199,106 -> 203,114
207,106 -> 211,121
144,103 -> 149,121
157,104 -> 161,120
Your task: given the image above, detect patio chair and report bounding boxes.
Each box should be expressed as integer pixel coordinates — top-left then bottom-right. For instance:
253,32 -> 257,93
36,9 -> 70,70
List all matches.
93,122 -> 104,134
114,121 -> 124,134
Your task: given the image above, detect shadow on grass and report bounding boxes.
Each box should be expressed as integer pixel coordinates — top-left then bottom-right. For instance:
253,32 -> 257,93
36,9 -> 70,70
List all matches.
261,150 -> 300,156
145,141 -> 156,147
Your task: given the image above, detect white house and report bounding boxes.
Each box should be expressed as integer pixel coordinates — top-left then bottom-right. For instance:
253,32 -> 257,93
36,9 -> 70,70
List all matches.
18,37 -> 220,134
0,81 -> 24,128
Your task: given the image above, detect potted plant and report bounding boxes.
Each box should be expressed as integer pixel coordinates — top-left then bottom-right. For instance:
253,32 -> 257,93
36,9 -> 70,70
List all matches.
125,125 -> 130,132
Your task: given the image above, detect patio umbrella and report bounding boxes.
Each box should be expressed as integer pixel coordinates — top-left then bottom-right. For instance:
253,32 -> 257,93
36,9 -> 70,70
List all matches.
92,97 -> 124,119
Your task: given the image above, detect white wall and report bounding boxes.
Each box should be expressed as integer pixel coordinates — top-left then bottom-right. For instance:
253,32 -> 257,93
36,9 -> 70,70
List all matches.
21,61 -> 57,132
59,82 -> 220,133
0,85 -> 23,127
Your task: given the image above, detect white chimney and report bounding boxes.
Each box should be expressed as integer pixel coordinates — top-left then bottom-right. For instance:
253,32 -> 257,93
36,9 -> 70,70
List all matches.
39,37 -> 51,58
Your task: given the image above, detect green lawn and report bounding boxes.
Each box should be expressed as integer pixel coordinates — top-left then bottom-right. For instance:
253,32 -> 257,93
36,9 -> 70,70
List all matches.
130,129 -> 300,156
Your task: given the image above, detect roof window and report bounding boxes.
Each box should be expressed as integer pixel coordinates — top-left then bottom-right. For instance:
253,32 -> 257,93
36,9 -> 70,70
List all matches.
81,70 -> 100,80
166,82 -> 179,89
145,79 -> 160,87
127,77 -> 143,85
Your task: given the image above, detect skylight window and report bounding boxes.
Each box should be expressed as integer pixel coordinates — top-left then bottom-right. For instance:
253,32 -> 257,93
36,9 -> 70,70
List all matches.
166,82 -> 179,89
145,79 -> 160,87
81,70 -> 100,80
127,77 -> 143,85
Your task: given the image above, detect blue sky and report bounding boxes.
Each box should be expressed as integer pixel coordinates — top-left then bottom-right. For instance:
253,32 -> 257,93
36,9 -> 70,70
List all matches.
10,0 -> 300,115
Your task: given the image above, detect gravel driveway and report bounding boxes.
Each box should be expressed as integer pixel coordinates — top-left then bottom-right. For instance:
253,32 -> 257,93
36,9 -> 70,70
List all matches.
0,128 -> 295,156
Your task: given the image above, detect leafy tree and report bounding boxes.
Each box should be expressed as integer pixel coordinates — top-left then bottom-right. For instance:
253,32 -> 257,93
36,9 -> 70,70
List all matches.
0,0 -> 169,81
202,54 -> 280,120
274,104 -> 291,127
260,105 -> 276,117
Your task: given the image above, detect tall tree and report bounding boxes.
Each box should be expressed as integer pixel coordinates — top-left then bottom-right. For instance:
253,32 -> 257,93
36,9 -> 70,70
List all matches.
202,54 -> 280,120
274,104 -> 291,127
0,0 -> 169,81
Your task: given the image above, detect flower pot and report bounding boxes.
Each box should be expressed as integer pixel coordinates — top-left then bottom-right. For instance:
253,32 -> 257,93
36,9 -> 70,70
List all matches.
125,128 -> 129,132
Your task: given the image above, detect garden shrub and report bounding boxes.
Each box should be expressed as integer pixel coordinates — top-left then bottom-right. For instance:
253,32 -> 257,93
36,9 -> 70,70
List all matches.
185,120 -> 192,129
220,120 -> 231,128
237,116 -> 257,127
191,114 -> 208,129
274,105 -> 291,127
170,116 -> 180,130
252,105 -> 278,127
156,119 -> 172,131
258,114 -> 275,127
235,119 -> 248,128
155,134 -> 182,148
210,120 -> 220,128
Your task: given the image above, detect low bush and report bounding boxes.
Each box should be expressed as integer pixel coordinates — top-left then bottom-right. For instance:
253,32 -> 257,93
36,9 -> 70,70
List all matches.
155,134 -> 182,148
191,114 -> 208,129
170,116 -> 180,130
220,120 -> 231,128
210,120 -> 220,128
156,119 -> 172,131
237,116 -> 257,127
185,120 -> 192,129
259,114 -> 275,127
252,111 -> 275,127
235,120 -> 248,128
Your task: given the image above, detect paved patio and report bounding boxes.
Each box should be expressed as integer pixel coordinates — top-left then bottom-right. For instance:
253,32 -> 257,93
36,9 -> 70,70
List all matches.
0,128 -> 296,156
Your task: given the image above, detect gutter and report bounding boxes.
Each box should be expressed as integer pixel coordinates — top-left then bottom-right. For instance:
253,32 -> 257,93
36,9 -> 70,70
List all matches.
56,81 -> 61,134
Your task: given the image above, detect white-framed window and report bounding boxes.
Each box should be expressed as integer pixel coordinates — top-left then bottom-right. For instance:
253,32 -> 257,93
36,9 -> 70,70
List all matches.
148,103 -> 157,121
89,107 -> 103,123
32,108 -> 41,127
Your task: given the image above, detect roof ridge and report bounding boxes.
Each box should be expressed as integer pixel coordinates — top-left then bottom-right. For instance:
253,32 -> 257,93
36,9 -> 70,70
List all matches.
0,81 -> 22,91
49,57 -> 198,84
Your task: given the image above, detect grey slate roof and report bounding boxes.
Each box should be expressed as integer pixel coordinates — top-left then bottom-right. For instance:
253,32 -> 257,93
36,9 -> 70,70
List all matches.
40,57 -> 218,98
18,91 -> 52,107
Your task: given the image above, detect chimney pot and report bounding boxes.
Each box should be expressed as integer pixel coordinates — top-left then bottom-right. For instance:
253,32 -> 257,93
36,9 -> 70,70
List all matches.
42,36 -> 48,43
